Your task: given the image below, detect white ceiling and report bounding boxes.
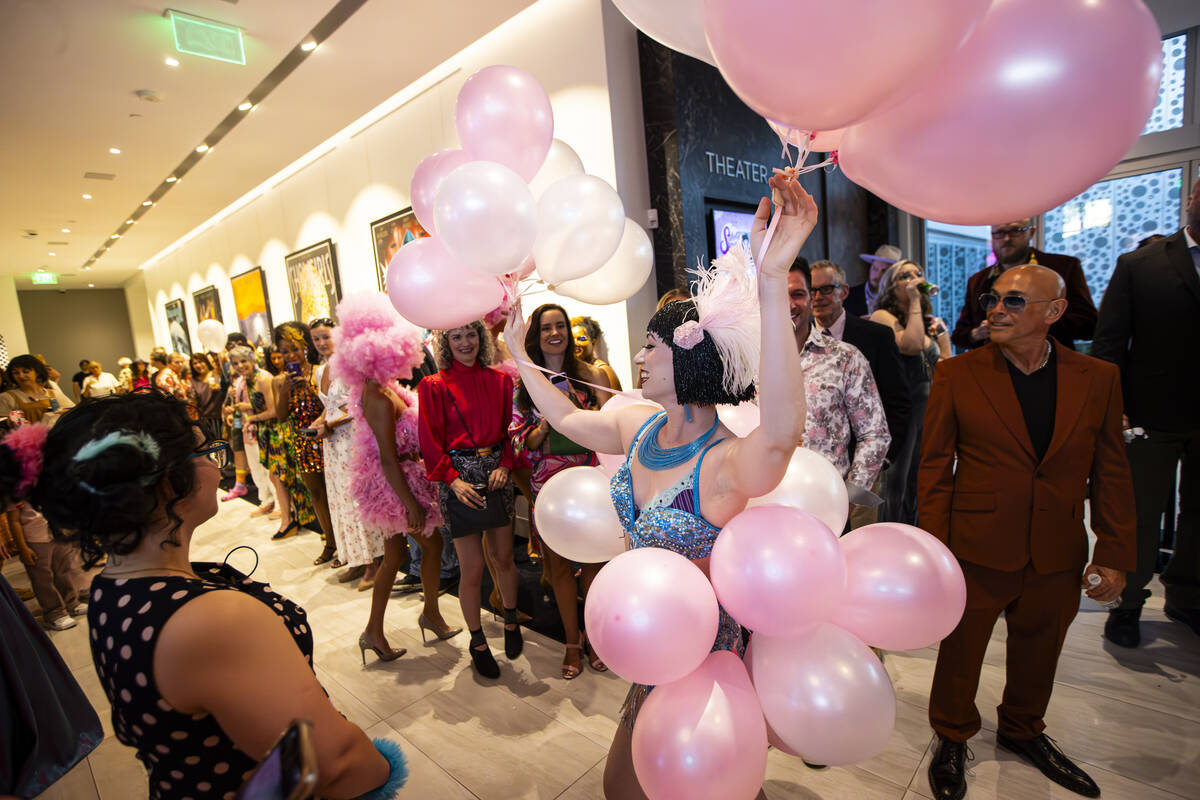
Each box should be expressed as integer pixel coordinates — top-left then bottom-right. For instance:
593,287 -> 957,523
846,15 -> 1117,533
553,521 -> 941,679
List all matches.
0,0 -> 535,291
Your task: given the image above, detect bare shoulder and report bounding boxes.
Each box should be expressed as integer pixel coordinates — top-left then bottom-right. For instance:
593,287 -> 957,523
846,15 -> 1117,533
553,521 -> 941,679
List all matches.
581,361 -> 611,388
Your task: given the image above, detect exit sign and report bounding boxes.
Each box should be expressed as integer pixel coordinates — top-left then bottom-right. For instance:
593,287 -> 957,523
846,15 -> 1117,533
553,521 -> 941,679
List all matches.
168,10 -> 245,65
31,272 -> 58,285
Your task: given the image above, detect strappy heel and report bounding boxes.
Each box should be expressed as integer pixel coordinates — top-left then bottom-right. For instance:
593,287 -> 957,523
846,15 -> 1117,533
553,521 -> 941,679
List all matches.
468,628 -> 500,679
418,614 -> 462,643
503,607 -> 523,659
583,631 -> 607,672
562,634 -> 584,680
358,632 -> 405,665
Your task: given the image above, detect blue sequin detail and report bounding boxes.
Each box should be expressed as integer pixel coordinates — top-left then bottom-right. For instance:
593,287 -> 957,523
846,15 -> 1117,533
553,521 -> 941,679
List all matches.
610,412 -> 743,655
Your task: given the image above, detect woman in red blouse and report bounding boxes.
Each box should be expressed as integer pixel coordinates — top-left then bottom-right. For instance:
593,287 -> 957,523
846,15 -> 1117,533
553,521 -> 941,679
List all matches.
418,320 -> 521,680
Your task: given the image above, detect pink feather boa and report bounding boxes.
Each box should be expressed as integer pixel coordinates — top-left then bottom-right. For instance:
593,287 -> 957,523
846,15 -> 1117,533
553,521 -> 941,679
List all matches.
331,292 -> 441,535
3,423 -> 49,498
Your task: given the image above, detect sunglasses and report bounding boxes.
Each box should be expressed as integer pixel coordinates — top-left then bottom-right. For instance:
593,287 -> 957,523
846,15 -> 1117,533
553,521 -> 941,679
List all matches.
190,439 -> 232,470
978,293 -> 1056,313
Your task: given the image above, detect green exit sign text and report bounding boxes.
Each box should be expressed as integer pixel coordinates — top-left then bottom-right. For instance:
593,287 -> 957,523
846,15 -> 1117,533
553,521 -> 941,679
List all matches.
31,272 -> 58,285
169,10 -> 245,65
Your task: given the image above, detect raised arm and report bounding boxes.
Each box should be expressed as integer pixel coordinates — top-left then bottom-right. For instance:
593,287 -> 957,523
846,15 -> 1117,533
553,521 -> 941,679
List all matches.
721,175 -> 815,499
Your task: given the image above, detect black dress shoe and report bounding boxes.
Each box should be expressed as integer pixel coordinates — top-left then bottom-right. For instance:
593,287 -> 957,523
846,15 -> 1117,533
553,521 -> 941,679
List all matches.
1104,607 -> 1141,648
928,736 -> 969,800
392,574 -> 421,595
1164,603 -> 1200,637
997,733 -> 1099,798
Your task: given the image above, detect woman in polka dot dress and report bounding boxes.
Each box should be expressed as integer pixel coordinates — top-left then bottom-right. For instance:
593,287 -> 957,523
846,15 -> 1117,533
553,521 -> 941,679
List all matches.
0,392 -> 392,800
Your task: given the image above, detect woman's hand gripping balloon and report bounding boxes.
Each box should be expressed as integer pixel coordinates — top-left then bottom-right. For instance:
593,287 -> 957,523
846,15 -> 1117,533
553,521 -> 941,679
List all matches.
750,172 -> 818,280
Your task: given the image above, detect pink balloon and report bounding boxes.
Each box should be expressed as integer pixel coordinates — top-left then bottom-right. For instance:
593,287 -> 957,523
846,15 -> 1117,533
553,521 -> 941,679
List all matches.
433,161 -> 537,276
832,523 -> 966,651
710,506 -> 845,635
632,651 -> 768,800
410,148 -> 471,234
749,624 -> 895,766
585,548 -> 719,685
386,237 -> 504,330
716,402 -> 759,438
704,0 -> 991,132
766,121 -> 845,154
507,255 -> 536,280
456,65 -> 553,182
839,0 -> 1163,224
742,639 -> 801,758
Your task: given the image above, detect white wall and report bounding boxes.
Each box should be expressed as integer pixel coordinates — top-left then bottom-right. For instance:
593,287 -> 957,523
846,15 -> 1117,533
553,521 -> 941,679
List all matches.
123,273 -> 155,359
138,0 -> 652,389
0,275 -> 30,360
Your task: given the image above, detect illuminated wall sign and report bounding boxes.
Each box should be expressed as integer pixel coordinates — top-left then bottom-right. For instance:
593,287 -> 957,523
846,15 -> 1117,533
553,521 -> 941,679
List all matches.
31,272 -> 58,285
168,10 -> 245,65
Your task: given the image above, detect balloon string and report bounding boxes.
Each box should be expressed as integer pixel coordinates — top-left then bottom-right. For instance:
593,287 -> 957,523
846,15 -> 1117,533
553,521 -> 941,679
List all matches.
514,358 -> 648,403
756,205 -> 783,269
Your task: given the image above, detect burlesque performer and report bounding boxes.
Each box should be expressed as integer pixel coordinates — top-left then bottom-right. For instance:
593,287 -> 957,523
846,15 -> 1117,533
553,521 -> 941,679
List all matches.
331,295 -> 460,663
508,174 -> 814,800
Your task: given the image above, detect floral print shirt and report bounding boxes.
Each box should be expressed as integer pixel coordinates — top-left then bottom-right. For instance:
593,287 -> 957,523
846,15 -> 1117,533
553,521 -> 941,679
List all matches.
799,328 -> 891,491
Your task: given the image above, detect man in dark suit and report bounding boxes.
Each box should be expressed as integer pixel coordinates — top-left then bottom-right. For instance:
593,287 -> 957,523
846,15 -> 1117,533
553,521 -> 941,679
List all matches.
950,219 -> 1098,351
920,265 -> 1135,800
811,259 -> 911,526
1091,177 -> 1200,647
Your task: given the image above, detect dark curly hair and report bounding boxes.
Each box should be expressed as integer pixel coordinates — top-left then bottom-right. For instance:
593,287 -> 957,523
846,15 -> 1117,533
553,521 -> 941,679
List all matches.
273,321 -> 320,366
516,304 -> 596,413
645,300 -> 756,406
0,392 -> 201,568
261,345 -> 283,375
432,320 -> 497,371
5,354 -> 50,387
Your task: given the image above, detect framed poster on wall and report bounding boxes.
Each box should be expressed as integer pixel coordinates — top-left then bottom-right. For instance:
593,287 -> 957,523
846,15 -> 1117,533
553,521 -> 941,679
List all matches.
230,266 -> 274,348
164,299 -> 192,356
284,239 -> 341,323
370,207 -> 429,291
192,285 -> 223,323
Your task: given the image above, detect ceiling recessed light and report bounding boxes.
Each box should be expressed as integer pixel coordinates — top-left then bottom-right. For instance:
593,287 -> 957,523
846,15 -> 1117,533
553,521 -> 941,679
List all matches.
165,57 -> 180,67
166,176 -> 178,183
109,147 -> 121,155
196,144 -> 209,153
36,267 -> 45,272
82,194 -> 92,200
126,219 -> 135,225
48,252 -> 56,256
300,40 -> 318,52
142,200 -> 153,206
84,266 -> 92,271
88,283 -> 95,288
61,227 -> 70,233
237,101 -> 252,111
110,233 -> 120,239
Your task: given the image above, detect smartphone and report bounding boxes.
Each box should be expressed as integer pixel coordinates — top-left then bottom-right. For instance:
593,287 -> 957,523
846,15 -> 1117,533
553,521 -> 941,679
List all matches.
235,719 -> 317,800
285,362 -> 303,378
550,375 -> 571,394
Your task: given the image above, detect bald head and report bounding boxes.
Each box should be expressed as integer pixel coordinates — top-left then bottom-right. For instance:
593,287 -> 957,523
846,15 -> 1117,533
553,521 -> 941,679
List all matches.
1001,264 -> 1065,299
986,265 -> 1067,347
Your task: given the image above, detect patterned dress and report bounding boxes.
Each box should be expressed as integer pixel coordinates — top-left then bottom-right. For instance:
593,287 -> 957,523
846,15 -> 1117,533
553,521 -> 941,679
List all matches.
320,372 -> 383,566
609,411 -> 744,727
253,382 -> 314,527
286,370 -> 325,474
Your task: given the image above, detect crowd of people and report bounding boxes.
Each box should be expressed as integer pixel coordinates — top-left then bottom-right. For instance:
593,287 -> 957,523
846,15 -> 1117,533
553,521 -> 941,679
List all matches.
0,174 -> 1196,800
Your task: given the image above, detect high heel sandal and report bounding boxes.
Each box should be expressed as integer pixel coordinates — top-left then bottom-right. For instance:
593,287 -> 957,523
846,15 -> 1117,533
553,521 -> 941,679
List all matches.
271,521 -> 299,540
562,634 -> 584,680
582,631 -> 607,672
312,545 -> 336,566
417,614 -> 462,643
503,607 -> 523,659
358,632 -> 405,665
468,628 -> 500,679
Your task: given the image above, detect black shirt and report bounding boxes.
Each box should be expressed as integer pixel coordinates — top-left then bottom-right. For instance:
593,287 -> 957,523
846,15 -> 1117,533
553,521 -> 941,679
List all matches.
1006,341 -> 1057,461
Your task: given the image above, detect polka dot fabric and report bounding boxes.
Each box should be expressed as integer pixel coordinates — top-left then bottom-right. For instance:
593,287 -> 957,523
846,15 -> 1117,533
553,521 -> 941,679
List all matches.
87,563 -> 314,800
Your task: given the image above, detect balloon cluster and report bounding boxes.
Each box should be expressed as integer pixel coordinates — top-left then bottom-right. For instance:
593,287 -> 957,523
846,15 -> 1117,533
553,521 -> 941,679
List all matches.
616,0 -> 1164,225
388,66 -> 655,331
534,402 -> 967,799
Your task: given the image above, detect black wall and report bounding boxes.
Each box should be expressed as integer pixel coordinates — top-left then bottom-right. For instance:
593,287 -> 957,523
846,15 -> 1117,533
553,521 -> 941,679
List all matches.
638,36 -> 893,294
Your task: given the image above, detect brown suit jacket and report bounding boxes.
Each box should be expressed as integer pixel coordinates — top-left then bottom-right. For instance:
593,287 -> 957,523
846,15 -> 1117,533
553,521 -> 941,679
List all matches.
917,343 -> 1135,574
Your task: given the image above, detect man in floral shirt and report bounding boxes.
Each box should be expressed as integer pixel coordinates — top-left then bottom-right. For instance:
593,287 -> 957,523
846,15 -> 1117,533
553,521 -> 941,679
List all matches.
788,259 -> 890,509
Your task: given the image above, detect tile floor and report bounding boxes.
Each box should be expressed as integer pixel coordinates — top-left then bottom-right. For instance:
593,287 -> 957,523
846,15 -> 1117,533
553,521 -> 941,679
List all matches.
14,498 -> 1199,799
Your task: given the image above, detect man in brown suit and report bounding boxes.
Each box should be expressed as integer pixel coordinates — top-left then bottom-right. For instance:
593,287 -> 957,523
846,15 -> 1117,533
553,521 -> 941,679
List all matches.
919,265 -> 1135,800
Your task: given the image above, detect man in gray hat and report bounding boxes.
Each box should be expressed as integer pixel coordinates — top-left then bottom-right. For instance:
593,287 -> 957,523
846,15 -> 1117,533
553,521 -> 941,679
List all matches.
846,244 -> 901,317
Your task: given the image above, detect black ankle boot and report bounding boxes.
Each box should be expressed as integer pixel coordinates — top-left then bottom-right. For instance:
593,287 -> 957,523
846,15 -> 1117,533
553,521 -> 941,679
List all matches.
1104,607 -> 1141,648
468,628 -> 500,679
928,735 -> 969,800
503,608 -> 524,659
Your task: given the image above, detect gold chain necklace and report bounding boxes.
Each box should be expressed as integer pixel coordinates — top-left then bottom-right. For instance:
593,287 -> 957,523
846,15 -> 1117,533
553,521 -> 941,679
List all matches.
1034,339 -> 1052,372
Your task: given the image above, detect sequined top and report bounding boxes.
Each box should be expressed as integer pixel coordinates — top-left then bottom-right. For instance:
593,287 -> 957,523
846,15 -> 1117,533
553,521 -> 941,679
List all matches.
610,411 -> 743,654
287,370 -> 325,472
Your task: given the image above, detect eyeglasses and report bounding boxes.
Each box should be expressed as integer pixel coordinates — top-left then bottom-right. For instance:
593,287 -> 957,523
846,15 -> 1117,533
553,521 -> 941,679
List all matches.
811,284 -> 844,297
190,439 -> 231,469
991,226 -> 1032,239
978,293 -> 1057,313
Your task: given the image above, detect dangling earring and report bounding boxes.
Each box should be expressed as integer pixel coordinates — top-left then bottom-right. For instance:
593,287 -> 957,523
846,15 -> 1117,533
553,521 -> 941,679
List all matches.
684,403 -> 693,423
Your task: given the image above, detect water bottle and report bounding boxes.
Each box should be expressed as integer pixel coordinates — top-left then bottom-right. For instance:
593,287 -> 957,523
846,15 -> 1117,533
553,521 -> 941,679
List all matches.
1086,573 -> 1121,610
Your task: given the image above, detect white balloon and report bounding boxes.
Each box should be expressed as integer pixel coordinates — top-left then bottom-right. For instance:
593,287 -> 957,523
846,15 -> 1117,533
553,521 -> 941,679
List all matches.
555,219 -> 653,305
746,448 -> 849,534
434,161 -> 537,276
533,466 -> 627,563
716,402 -> 759,438
197,319 -> 226,353
528,139 -> 585,200
533,175 -> 625,286
612,0 -> 715,65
